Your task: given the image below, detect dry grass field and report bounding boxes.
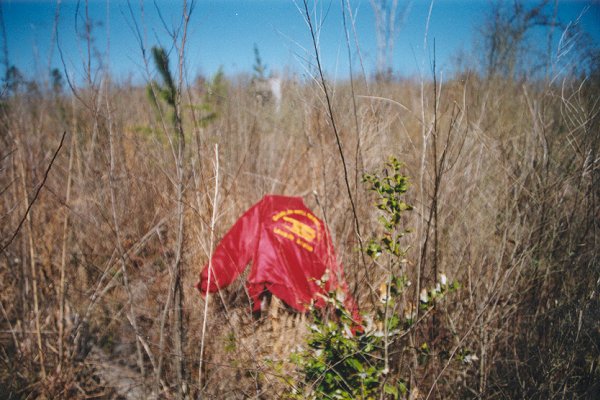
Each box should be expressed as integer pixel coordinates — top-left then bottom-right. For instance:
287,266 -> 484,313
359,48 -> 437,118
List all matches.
1,2 -> 599,399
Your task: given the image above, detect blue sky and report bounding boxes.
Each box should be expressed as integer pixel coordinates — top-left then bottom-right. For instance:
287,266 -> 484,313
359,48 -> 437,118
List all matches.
2,0 -> 599,84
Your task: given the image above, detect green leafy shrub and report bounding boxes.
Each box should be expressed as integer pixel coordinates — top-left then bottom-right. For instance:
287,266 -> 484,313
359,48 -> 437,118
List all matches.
289,157 -> 459,399
289,291 -> 383,400
289,275 -> 457,399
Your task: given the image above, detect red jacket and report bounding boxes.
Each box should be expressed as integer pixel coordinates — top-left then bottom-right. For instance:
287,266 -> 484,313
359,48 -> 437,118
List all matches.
196,195 -> 359,321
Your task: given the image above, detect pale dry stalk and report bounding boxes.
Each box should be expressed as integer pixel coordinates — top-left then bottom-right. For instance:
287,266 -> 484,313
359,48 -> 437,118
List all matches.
16,138 -> 46,378
58,132 -> 75,371
198,143 -> 219,396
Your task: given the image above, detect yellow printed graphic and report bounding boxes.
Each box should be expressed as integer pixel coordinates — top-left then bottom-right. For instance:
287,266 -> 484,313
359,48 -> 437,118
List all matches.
296,238 -> 314,252
273,209 -> 309,221
282,216 -> 316,243
274,227 -> 295,242
272,209 -> 321,252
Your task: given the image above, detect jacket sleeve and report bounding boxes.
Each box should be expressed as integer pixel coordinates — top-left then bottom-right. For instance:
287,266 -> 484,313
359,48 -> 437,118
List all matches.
196,200 -> 262,295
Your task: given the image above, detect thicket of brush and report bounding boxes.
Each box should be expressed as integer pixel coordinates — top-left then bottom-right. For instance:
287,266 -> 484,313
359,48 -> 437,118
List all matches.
1,2 -> 599,399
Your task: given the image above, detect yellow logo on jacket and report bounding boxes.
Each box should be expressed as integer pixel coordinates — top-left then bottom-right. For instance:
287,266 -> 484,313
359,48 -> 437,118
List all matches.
272,209 -> 321,252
